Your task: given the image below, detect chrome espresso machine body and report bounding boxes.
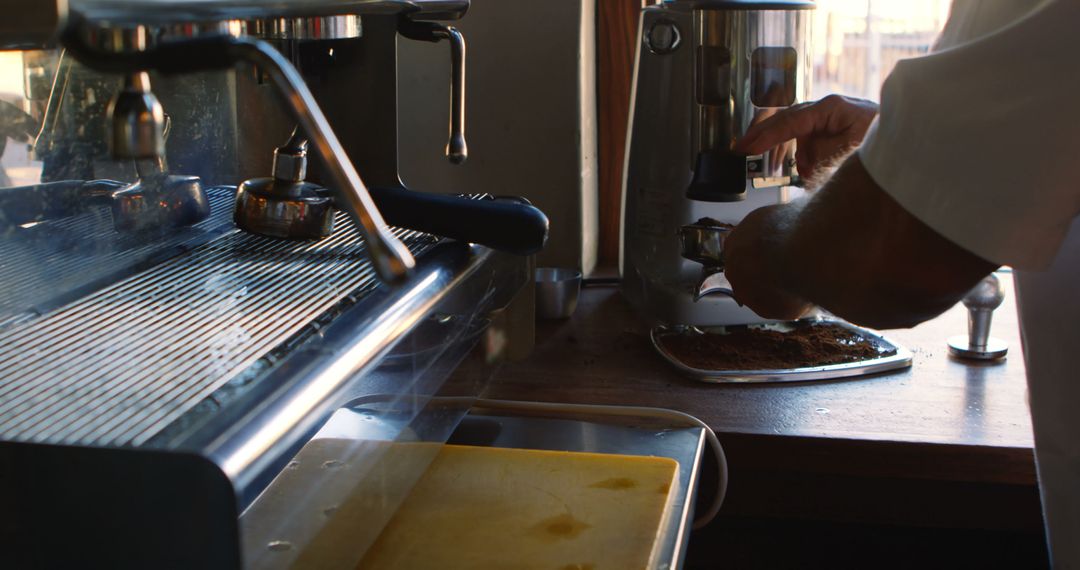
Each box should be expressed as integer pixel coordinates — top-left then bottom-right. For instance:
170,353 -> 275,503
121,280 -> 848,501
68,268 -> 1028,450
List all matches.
0,1 -> 547,567
621,0 -> 813,326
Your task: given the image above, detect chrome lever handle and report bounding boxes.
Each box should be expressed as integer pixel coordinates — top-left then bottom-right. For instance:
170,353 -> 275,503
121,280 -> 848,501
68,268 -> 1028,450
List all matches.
437,26 -> 467,164
400,20 -> 468,165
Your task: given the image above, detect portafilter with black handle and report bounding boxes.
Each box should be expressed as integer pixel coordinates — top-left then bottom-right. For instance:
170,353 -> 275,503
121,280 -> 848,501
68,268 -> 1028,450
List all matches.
368,186 -> 548,256
236,131 -> 549,255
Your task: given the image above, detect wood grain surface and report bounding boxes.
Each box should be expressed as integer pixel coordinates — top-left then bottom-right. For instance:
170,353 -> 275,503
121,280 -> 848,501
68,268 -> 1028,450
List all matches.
449,272 -> 1042,532
597,0 -> 640,266
477,277 -> 1033,449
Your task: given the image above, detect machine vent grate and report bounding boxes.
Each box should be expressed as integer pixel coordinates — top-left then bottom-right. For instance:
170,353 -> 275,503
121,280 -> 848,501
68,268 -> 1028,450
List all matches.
0,191 -> 439,448
0,189 -> 238,327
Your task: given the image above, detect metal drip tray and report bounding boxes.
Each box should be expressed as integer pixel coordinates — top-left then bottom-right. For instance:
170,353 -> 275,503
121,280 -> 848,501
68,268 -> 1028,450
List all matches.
0,196 -> 438,448
0,187 -> 238,327
651,319 -> 913,383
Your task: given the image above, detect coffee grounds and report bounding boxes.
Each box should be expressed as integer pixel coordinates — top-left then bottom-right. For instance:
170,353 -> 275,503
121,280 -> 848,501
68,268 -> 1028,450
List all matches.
659,323 -> 894,371
694,217 -> 734,229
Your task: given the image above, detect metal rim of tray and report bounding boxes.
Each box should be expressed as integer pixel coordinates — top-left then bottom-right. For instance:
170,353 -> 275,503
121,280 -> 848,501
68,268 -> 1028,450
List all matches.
650,319 -> 913,384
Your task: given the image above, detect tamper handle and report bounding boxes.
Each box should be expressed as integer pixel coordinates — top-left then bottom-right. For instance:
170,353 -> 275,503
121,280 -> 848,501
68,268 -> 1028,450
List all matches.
948,273 -> 1008,360
962,273 -> 1004,350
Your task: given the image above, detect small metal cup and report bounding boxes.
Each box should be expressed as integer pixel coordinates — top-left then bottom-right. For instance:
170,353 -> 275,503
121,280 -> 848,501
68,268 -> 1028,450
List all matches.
535,268 -> 582,320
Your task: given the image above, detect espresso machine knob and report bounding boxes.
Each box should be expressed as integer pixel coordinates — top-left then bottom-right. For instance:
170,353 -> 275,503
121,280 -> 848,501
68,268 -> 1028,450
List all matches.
646,19 -> 681,54
947,273 -> 1009,361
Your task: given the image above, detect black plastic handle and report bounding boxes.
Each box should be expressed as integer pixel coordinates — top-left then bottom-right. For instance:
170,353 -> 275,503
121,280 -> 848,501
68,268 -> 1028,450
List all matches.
368,186 -> 548,256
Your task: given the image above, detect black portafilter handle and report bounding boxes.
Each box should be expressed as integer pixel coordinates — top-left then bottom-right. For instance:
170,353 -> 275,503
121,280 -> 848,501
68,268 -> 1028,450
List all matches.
368,186 -> 549,256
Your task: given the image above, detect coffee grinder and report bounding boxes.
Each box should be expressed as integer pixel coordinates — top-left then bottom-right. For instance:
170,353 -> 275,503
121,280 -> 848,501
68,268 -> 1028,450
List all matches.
621,0 -> 814,327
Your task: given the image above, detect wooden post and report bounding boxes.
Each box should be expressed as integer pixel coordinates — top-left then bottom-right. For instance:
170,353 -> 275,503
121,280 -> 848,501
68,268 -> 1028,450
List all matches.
596,0 -> 642,268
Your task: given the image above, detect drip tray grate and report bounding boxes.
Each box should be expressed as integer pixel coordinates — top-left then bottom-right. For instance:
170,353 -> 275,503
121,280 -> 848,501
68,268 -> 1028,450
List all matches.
0,201 -> 437,448
0,188 -> 238,326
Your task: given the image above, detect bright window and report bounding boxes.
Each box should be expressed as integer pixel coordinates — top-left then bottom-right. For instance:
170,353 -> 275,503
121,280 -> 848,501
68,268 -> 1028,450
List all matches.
812,0 -> 951,102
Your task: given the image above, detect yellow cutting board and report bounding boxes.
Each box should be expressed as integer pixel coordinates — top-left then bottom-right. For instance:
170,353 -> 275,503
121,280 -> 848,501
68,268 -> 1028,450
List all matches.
357,444 -> 679,570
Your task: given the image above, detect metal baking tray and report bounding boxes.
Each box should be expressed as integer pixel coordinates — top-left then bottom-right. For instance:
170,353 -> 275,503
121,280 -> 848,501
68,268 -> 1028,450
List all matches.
241,400 -> 706,570
651,319 -> 913,384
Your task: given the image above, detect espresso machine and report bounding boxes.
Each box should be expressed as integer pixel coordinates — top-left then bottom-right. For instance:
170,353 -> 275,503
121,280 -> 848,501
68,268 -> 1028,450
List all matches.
621,0 -> 814,327
0,0 -> 560,567
0,1 -> 723,566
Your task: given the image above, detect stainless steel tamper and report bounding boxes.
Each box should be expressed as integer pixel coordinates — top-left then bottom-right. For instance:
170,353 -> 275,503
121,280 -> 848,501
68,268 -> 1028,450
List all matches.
948,273 -> 1008,360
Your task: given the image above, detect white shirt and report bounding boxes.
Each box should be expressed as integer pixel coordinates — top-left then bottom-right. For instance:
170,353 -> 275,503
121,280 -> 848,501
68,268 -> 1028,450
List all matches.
859,0 -> 1080,566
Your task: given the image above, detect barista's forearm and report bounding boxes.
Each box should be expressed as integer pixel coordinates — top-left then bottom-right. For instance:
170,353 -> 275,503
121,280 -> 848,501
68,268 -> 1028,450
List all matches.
772,154 -> 998,329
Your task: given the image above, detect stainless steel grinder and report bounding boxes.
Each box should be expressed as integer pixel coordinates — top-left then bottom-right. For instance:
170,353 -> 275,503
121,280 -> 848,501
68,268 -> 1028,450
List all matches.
621,0 -> 813,326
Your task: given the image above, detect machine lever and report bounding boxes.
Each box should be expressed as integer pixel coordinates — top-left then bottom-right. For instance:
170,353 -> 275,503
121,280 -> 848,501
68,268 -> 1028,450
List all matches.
60,33 -> 417,284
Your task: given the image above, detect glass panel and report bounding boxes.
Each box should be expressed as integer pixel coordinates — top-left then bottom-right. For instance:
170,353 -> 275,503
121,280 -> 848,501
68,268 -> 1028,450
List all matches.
751,46 -> 797,108
696,45 -> 731,107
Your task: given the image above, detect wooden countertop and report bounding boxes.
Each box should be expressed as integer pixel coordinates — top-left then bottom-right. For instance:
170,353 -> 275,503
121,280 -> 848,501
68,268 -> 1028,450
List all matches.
484,275 -> 1032,447
453,272 -> 1043,533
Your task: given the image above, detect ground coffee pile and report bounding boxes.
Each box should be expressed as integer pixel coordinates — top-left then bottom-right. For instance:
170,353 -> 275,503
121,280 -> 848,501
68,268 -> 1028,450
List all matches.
659,323 -> 894,370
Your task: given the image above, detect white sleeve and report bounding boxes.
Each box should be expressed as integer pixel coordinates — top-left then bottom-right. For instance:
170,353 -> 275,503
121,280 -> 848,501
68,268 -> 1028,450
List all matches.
857,0 -> 1080,270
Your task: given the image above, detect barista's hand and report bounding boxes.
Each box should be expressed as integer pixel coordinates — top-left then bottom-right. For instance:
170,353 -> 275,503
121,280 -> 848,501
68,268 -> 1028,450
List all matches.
734,95 -> 878,181
724,203 -> 813,321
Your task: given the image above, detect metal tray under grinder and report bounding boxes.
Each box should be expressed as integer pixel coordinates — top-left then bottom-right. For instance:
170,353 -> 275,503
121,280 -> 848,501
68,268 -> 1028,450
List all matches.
651,319 -> 913,384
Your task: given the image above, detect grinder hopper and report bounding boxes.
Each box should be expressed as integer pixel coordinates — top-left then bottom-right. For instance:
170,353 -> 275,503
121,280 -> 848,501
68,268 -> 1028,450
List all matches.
621,0 -> 814,327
